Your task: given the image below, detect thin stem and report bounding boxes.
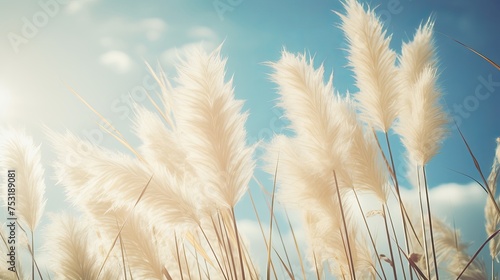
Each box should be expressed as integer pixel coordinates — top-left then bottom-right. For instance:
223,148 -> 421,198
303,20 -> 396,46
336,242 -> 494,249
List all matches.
333,170 -> 356,279
231,208 -> 246,280
352,190 -> 388,279
386,203 -> 406,280
383,204 -> 398,280
385,132 -> 411,279
417,165 -> 431,280
422,167 -> 439,280
31,231 -> 34,280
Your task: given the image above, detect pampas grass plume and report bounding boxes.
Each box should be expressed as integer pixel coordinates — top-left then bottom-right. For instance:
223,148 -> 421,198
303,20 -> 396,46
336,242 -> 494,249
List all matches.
396,66 -> 448,165
337,0 -> 400,132
485,138 -> 500,260
44,213 -> 117,280
0,129 -> 46,232
173,45 -> 255,210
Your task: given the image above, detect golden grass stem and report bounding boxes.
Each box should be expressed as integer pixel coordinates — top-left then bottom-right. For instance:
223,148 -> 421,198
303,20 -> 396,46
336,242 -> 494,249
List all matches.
422,167 -> 439,280
174,232 -> 185,280
456,124 -> 500,215
386,202 -> 407,280
230,208 -> 246,280
248,189 -> 278,277
416,164 -> 431,280
456,229 -> 500,279
383,205 -> 398,280
313,252 -> 321,280
216,213 -> 236,280
272,213 -> 294,277
97,175 -> 153,279
440,33 -> 500,71
117,231 -> 128,280
352,190 -> 388,279
384,132 -> 411,279
273,248 -> 295,279
182,240 -> 192,279
266,159 -> 279,280
31,231 -> 34,280
205,217 -> 230,280
333,170 -> 356,279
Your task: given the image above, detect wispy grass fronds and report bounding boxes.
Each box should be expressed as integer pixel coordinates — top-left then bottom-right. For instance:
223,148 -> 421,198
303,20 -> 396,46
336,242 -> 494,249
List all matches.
269,51 -> 388,202
396,66 -> 448,166
398,19 -> 436,96
0,129 -> 47,280
0,129 -> 46,232
44,213 -> 117,280
133,105 -> 193,178
396,18 -> 447,166
46,130 -> 105,204
268,51 -> 350,181
266,136 -> 370,279
85,154 -> 201,231
49,130 -> 200,232
433,217 -> 487,280
485,138 -> 500,261
81,200 -> 166,280
173,45 -> 255,210
337,0 -> 400,132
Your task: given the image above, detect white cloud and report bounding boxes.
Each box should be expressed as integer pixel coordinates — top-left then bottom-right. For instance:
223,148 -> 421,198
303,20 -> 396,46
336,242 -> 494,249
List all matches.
99,50 -> 133,73
141,18 -> 167,41
65,0 -> 98,14
97,17 -> 168,52
188,26 -> 218,41
161,41 -> 217,66
160,26 -> 219,67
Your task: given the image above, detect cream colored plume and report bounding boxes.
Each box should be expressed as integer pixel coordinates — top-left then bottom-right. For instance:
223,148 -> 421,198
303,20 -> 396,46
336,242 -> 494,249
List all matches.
338,0 -> 400,132
0,129 -> 46,232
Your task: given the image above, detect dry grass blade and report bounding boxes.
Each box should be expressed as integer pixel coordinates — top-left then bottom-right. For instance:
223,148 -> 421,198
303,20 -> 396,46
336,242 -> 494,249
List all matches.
333,170 -> 356,279
440,33 -> 500,71
65,84 -> 143,161
97,175 -> 154,279
197,224 -> 229,280
455,229 -> 500,280
184,233 -> 214,268
174,232 -> 184,279
118,232 -> 128,280
266,158 -> 279,280
230,208 -> 246,280
248,189 -> 278,277
448,168 -> 487,193
352,190 -> 387,279
313,252 -> 321,280
456,122 -> 500,215
285,210 -> 306,280
271,210 -> 294,278
422,167 -> 439,280
16,222 -> 43,280
385,203 -> 406,280
162,267 -> 174,280
143,61 -> 175,128
273,248 -> 295,280
383,205 -> 398,280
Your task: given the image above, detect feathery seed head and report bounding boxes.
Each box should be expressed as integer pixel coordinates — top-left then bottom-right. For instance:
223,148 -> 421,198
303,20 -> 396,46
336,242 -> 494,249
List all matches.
338,0 -> 400,132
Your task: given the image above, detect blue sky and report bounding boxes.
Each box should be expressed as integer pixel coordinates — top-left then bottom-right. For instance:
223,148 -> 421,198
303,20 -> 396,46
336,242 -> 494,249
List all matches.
1,0 -> 500,277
